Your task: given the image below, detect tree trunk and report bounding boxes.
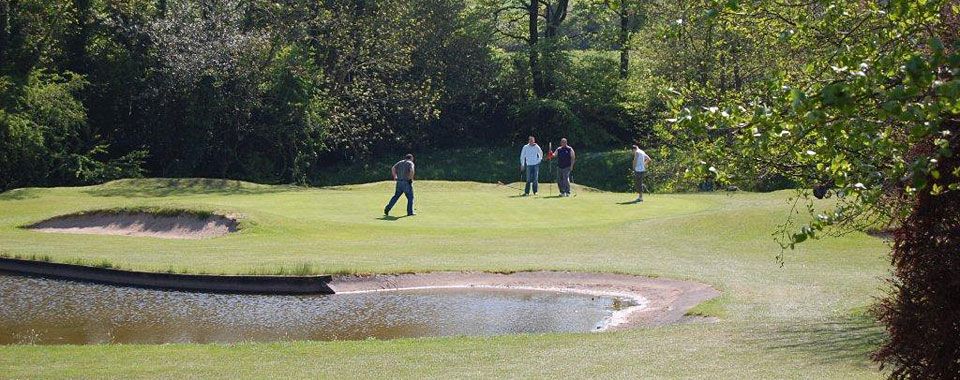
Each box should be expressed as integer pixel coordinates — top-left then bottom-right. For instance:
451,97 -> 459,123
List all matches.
528,0 -> 545,97
67,0 -> 91,74
0,0 -> 9,66
540,0 -> 567,95
618,0 -> 629,79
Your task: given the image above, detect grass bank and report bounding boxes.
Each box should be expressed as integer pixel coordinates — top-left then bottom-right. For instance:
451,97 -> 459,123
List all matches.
0,178 -> 889,378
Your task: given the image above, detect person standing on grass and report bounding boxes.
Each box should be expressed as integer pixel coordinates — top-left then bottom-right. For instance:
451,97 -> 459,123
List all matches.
384,154 -> 416,216
631,145 -> 651,202
519,136 -> 543,196
554,138 -> 575,197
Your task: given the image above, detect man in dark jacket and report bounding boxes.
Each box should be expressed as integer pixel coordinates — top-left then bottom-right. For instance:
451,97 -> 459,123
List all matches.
553,138 -> 576,197
384,154 -> 416,216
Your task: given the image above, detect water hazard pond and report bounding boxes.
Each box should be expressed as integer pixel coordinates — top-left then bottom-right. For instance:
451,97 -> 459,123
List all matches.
0,273 -> 633,345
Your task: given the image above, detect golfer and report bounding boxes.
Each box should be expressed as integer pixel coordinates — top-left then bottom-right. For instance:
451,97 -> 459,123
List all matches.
519,136 -> 543,196
554,138 -> 575,197
384,154 -> 416,216
632,145 -> 651,202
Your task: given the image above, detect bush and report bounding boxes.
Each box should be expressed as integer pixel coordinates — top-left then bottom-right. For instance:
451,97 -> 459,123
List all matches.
873,125 -> 960,379
510,98 -> 583,144
0,71 -> 145,191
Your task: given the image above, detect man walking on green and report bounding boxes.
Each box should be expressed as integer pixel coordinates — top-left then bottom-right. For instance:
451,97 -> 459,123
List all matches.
554,138 -> 575,197
632,145 -> 651,202
519,136 -> 543,196
384,154 -> 416,216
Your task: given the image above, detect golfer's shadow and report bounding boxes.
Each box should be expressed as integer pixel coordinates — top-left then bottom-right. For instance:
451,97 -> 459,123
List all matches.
377,215 -> 409,221
617,200 -> 642,205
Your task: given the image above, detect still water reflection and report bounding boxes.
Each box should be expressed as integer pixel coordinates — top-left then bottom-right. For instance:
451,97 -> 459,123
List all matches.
0,274 -> 629,345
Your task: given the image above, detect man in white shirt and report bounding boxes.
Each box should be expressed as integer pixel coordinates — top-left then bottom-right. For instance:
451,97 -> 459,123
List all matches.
519,136 -> 543,196
632,145 -> 651,202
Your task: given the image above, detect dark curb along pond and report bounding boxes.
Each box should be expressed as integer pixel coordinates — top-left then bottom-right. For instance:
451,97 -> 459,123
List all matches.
0,257 -> 334,295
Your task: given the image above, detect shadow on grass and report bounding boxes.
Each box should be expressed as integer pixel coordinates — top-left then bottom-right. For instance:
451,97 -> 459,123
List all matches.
377,215 -> 412,221
745,315 -> 886,365
83,178 -> 294,198
617,200 -> 641,205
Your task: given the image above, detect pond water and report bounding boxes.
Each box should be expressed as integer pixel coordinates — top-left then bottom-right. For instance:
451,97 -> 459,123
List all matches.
0,273 -> 632,345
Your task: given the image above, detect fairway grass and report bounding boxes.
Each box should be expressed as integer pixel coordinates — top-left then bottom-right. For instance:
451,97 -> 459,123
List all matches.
0,179 -> 890,378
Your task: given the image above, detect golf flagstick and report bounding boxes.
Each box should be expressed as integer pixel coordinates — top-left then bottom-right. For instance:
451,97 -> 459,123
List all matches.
548,142 -> 553,196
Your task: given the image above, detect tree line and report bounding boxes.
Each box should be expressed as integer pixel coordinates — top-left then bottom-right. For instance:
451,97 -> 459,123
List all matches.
2,0 -> 959,376
1,0 -> 791,190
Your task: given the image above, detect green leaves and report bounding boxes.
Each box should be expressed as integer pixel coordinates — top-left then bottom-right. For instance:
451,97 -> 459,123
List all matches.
663,0 -> 958,249
819,82 -> 852,108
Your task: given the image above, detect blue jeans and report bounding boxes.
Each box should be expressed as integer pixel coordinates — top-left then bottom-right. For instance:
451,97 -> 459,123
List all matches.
524,163 -> 540,194
385,180 -> 414,215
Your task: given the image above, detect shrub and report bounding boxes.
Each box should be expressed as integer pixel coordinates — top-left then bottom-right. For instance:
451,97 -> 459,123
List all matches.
873,123 -> 960,379
510,98 -> 581,144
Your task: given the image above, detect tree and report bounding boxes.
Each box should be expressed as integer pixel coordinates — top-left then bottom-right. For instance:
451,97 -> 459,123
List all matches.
487,0 -> 571,97
666,1 -> 959,376
589,0 -> 644,78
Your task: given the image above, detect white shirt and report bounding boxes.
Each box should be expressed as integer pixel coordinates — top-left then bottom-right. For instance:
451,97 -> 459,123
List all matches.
520,144 -> 543,166
634,149 -> 650,172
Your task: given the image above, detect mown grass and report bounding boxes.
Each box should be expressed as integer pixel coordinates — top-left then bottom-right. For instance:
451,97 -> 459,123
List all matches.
0,178 -> 889,378
314,147 -> 651,192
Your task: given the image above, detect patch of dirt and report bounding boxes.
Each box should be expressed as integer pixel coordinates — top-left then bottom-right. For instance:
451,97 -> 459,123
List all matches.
330,271 -> 720,330
26,211 -> 238,239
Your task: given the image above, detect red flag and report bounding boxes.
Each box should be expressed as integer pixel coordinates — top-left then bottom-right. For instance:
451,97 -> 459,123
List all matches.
547,142 -> 554,160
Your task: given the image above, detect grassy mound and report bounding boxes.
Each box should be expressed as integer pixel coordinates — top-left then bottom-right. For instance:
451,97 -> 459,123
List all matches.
0,178 -> 890,378
315,147 -> 650,192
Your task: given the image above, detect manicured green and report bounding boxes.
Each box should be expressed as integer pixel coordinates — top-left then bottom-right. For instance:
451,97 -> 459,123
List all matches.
315,147 -> 654,192
0,178 -> 889,378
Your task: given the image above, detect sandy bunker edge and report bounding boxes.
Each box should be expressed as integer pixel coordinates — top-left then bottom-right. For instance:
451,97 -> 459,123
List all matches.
330,271 -> 720,329
24,209 -> 239,239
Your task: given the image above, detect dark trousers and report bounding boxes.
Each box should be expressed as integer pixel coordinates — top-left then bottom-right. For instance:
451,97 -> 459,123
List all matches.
558,167 -> 572,194
634,171 -> 645,197
524,163 -> 540,194
385,180 -> 414,215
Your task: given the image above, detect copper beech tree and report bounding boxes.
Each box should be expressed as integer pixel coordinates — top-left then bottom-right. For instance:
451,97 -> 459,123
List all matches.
666,1 -> 959,377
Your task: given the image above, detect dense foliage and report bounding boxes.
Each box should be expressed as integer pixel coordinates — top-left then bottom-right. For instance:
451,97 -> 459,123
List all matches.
3,0 -> 960,375
1,0 -> 808,190
875,136 -> 959,379
664,0 -> 959,377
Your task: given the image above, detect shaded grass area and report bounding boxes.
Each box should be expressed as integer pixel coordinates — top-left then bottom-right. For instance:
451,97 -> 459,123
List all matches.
0,178 -> 890,378
0,323 -> 884,379
80,178 -> 294,198
315,147 -> 644,192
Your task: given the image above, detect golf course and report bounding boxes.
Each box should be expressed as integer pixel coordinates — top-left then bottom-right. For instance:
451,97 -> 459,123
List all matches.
0,178 -> 890,378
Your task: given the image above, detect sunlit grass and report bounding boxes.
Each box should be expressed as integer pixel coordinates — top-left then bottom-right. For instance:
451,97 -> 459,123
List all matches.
0,178 -> 890,378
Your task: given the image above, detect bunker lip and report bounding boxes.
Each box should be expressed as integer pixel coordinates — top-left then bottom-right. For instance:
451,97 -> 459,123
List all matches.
330,271 -> 720,329
24,210 -> 238,239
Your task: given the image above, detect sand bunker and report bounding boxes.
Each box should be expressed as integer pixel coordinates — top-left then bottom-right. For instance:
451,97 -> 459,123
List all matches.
330,271 -> 720,329
26,211 -> 238,239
